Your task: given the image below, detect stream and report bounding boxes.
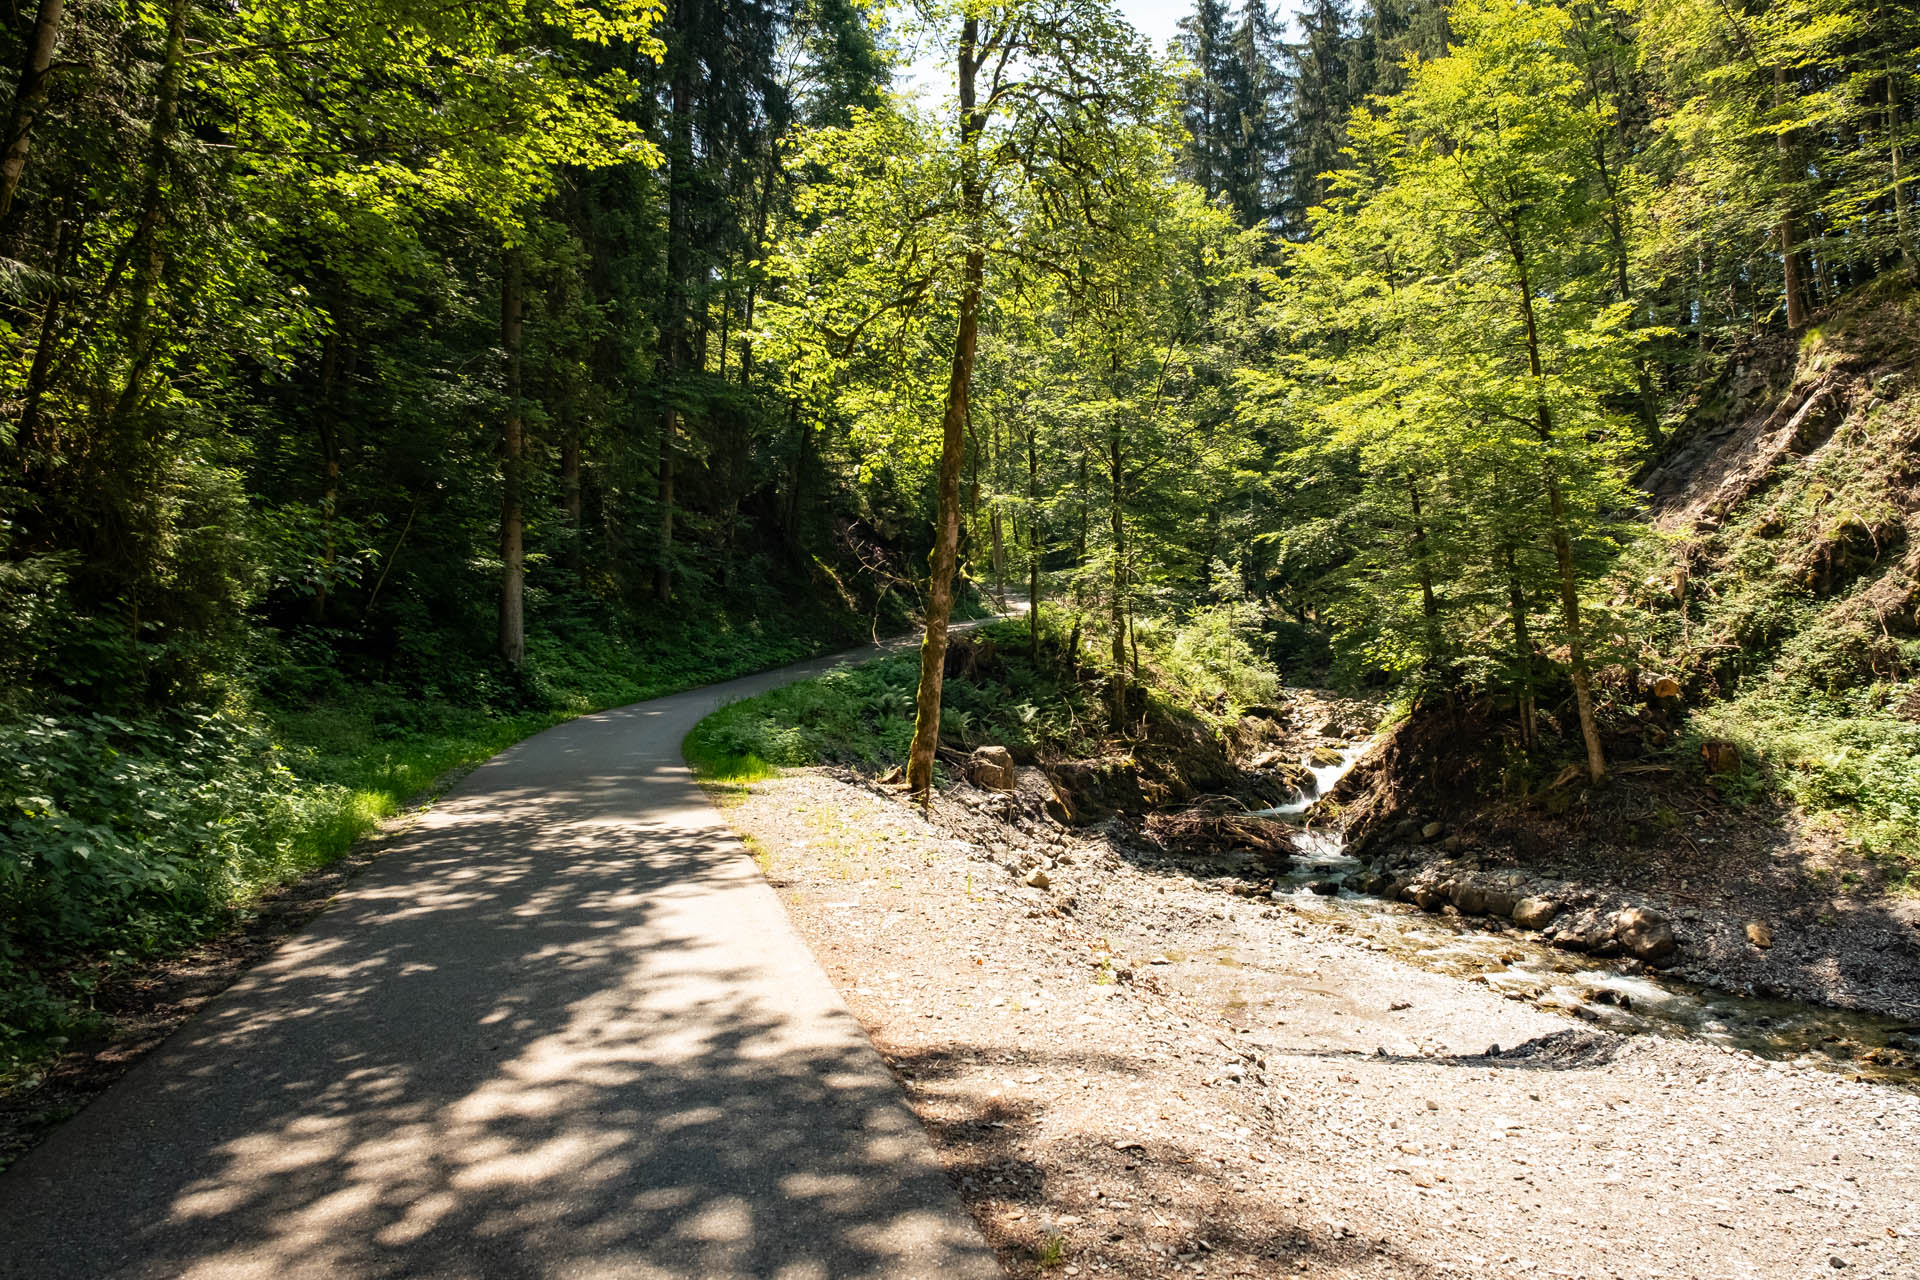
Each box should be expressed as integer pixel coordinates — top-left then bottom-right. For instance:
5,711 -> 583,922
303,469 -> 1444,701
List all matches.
1252,743 -> 1920,1089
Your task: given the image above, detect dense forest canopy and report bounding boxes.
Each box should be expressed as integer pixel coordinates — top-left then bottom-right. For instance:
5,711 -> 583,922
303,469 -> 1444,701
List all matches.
2,0 -> 1917,1061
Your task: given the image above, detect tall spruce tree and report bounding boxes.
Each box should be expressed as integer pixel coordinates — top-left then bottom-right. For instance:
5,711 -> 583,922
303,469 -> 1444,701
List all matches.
1279,0 -> 1358,238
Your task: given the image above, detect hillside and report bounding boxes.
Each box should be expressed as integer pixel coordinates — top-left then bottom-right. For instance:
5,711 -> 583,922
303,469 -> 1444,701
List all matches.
1333,285 -> 1920,1016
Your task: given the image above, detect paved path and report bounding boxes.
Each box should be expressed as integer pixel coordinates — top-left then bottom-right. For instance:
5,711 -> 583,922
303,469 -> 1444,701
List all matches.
0,641 -> 1002,1280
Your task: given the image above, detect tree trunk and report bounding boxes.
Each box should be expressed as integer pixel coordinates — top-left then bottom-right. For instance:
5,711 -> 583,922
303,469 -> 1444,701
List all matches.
989,420 -> 1005,600
13,198 -> 69,475
111,0 -> 188,429
0,0 -> 63,227
1891,71 -> 1915,274
498,246 -> 526,667
1108,423 -> 1127,727
1514,248 -> 1607,783
1406,473 -> 1444,677
1503,542 -> 1536,751
312,332 -> 341,622
656,4 -> 697,602
1544,471 -> 1605,783
1776,67 -> 1809,330
562,406 -> 583,580
906,17 -> 986,800
1027,416 -> 1040,662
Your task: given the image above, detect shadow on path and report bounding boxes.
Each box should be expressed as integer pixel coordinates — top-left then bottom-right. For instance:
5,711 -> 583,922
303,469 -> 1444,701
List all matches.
0,655 -> 999,1279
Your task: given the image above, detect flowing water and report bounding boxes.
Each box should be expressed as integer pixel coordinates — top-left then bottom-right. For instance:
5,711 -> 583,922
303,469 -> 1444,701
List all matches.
1250,744 -> 1920,1088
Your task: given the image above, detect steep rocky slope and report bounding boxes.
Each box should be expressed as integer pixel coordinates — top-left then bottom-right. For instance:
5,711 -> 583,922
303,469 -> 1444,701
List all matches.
1329,286 -> 1920,1014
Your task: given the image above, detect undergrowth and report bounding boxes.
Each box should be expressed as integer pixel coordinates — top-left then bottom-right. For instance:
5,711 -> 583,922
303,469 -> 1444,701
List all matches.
685,608 -> 1287,786
684,619 -> 1103,782
1688,685 -> 1920,877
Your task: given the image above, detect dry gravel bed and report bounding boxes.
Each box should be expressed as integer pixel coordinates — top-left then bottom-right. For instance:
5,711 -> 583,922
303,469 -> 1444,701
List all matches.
711,768 -> 1920,1280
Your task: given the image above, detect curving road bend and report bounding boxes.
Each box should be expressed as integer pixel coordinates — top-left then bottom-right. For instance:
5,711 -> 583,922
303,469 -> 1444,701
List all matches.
0,638 -> 1001,1280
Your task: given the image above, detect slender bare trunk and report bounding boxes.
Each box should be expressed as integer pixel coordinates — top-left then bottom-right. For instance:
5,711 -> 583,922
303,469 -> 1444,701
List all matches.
14,200 -> 69,473
111,0 -> 188,430
656,9 -> 696,602
1776,68 -> 1809,330
1027,417 -> 1040,662
1407,473 -> 1443,674
906,17 -> 986,799
562,404 -> 583,578
1891,70 -> 1915,273
1108,423 -> 1126,727
498,246 -> 526,667
0,0 -> 63,227
1503,542 -> 1536,751
312,332 -> 341,621
1514,248 -> 1607,783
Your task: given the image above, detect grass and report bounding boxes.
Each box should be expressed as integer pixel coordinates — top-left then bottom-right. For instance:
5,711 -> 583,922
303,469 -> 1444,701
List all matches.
680,618 -> 1108,785
1687,684 -> 1920,878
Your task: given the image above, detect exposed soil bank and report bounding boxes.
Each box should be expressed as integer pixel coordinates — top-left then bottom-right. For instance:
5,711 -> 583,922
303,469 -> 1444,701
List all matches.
1327,704 -> 1920,1027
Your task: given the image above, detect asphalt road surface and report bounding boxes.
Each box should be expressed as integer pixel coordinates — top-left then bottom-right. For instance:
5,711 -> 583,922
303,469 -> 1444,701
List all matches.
0,637 -> 1002,1279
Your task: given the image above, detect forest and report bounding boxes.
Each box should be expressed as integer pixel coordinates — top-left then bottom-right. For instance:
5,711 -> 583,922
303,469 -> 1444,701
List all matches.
1,0 -> 1917,1079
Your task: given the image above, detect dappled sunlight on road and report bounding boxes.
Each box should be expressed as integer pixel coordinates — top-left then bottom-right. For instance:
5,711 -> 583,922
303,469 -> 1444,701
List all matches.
0,658 -> 998,1280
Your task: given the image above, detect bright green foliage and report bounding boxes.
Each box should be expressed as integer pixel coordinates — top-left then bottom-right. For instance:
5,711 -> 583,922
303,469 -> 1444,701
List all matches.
1264,0 -> 1641,747
684,620 -> 1104,778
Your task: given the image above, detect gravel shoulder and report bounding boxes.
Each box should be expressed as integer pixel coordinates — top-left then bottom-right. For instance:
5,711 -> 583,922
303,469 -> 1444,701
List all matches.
714,766 -> 1920,1280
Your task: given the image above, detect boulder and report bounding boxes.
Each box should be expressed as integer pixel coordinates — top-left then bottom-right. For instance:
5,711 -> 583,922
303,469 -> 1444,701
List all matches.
1420,821 -> 1446,841
1452,882 -> 1490,916
1611,907 -> 1677,962
1746,920 -> 1774,948
1512,896 -> 1560,930
969,745 -> 1017,791
1481,889 -> 1521,919
1307,879 -> 1341,896
1308,745 -> 1345,768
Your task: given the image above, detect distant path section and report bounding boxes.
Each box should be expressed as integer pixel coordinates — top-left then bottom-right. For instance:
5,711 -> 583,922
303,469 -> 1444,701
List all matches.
0,635 -> 1002,1280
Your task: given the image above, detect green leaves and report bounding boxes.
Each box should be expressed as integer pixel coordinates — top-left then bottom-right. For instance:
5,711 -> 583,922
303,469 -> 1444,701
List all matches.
1264,0 -> 1640,695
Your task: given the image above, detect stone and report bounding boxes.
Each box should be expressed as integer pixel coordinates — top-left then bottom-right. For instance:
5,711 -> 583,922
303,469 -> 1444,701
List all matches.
1653,676 -> 1682,699
1392,818 -> 1421,840
1421,821 -> 1445,841
1307,879 -> 1340,896
1548,907 -> 1616,952
1481,890 -> 1520,919
1309,745 -> 1345,768
1022,867 -> 1052,890
1452,883 -> 1490,915
969,745 -> 1017,791
1746,920 -> 1774,948
1611,907 -> 1677,962
1512,896 -> 1560,930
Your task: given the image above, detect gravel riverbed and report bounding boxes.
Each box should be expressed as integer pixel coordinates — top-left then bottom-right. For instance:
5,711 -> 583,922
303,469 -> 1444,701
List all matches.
712,767 -> 1920,1280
